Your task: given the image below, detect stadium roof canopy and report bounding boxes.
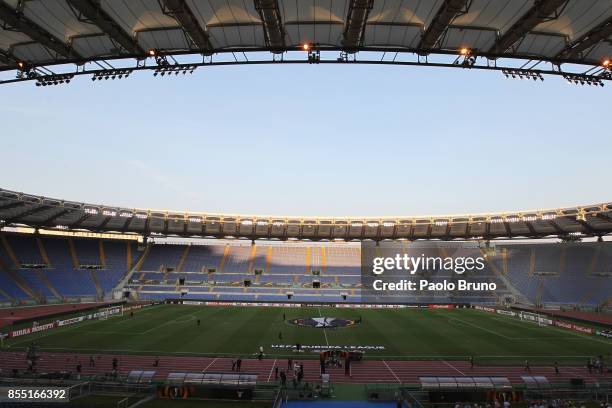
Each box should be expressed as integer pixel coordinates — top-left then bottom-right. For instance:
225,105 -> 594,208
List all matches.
0,0 -> 611,86
1,188 -> 612,241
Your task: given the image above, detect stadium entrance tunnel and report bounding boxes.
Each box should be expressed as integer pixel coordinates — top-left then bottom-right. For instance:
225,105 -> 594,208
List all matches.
287,317 -> 361,328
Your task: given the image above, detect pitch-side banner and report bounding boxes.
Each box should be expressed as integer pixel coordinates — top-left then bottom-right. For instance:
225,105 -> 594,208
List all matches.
361,242 -> 498,303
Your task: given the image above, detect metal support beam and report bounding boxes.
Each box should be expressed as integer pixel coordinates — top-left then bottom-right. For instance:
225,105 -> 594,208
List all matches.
524,221 -> 537,236
576,219 -> 597,235
0,201 -> 25,211
254,0 -> 285,51
419,0 -> 469,50
44,209 -> 72,226
444,222 -> 452,240
489,0 -> 567,55
0,49 -> 12,65
503,221 -> 512,238
70,212 -> 91,228
342,0 -> 373,50
557,17 -> 612,59
67,0 -> 144,55
120,217 -> 131,232
96,216 -> 113,231
5,206 -> 49,224
161,0 -> 213,51
548,220 -> 565,235
0,2 -> 82,59
596,213 -> 612,224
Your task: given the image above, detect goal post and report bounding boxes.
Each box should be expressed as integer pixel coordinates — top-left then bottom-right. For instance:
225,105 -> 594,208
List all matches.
98,305 -> 124,321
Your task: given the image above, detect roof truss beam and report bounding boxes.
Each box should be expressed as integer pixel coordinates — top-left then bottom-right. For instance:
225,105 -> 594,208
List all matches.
67,0 -> 144,56
254,0 -> 285,51
44,209 -> 73,226
489,0 -> 568,55
0,2 -> 81,59
5,205 -> 49,224
419,0 -> 470,50
342,0 -> 373,50
0,49 -> 12,65
0,201 -> 25,211
161,0 -> 213,51
548,220 -> 565,235
503,221 -> 512,238
525,221 -> 537,236
70,212 -> 91,229
575,219 -> 597,235
557,17 -> 612,59
596,213 -> 612,224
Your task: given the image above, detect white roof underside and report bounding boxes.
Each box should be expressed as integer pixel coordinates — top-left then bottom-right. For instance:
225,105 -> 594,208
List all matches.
0,0 -> 610,65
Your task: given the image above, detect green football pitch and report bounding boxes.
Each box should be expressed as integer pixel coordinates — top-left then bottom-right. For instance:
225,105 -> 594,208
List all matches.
4,304 -> 610,365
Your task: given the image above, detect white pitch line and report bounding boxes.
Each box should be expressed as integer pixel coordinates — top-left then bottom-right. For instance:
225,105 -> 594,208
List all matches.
448,317 -> 514,340
442,360 -> 466,376
140,313 -> 197,335
202,357 -> 218,373
317,308 -> 329,347
267,359 -> 277,382
382,360 -> 401,383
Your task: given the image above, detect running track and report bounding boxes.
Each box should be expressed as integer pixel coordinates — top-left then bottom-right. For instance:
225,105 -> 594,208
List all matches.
0,352 -> 609,384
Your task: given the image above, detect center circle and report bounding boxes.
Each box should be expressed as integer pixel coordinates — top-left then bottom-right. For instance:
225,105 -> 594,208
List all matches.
287,317 -> 360,328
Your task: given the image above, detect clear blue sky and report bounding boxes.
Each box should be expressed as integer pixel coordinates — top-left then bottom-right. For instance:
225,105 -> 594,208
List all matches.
0,63 -> 610,217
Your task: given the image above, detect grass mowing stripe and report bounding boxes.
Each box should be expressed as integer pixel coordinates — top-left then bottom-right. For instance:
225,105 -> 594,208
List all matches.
4,306 -> 609,366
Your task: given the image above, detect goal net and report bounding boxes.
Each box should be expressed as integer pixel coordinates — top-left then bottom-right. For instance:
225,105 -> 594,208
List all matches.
518,311 -> 551,326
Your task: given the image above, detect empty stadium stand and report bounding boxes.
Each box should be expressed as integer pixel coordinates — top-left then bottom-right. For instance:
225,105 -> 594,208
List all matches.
0,232 -> 610,308
0,232 -> 137,305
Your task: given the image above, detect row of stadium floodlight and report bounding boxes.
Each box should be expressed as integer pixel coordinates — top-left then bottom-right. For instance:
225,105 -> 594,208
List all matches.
31,207 -> 606,234
81,208 -> 562,224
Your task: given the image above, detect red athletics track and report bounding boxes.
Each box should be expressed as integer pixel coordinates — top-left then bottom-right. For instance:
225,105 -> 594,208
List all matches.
0,352 -> 609,384
0,303 -> 124,328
